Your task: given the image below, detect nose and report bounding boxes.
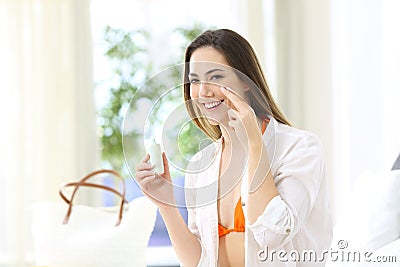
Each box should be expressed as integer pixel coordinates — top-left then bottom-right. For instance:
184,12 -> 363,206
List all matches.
199,82 -> 213,98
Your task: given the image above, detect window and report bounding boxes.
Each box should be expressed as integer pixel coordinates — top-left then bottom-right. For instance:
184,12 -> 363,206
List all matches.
90,0 -> 236,265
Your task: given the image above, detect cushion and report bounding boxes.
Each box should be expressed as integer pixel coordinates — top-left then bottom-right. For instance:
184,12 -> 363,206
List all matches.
327,170 -> 400,266
335,170 -> 400,250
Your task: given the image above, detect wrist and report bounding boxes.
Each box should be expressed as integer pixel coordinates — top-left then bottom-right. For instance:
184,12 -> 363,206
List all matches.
158,203 -> 178,215
248,134 -> 263,153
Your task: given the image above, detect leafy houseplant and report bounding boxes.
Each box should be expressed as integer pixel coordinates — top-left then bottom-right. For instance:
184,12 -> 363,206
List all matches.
98,24 -> 208,175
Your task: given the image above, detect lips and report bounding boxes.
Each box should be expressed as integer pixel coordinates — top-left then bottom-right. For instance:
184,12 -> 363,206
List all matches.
203,100 -> 224,110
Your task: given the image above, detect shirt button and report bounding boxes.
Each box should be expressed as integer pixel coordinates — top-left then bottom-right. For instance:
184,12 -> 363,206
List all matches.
286,228 -> 291,234
241,202 -> 246,206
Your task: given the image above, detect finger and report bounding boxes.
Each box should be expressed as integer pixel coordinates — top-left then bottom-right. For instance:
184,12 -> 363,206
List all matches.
135,161 -> 154,172
228,120 -> 237,131
138,175 -> 156,189
140,174 -> 167,190
161,152 -> 170,175
220,87 -> 249,111
227,108 -> 239,121
228,116 -> 246,132
141,154 -> 150,163
135,169 -> 156,181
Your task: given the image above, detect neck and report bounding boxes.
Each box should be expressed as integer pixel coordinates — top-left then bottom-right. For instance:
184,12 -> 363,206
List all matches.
220,125 -> 240,150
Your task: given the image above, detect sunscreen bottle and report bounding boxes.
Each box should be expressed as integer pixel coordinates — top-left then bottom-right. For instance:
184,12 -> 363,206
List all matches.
148,138 -> 164,173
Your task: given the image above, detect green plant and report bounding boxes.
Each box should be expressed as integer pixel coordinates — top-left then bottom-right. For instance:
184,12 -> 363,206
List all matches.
97,26 -> 150,172
98,23 -> 208,174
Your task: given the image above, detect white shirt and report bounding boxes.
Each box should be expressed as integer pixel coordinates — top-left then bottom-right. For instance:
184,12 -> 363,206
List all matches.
184,117 -> 333,267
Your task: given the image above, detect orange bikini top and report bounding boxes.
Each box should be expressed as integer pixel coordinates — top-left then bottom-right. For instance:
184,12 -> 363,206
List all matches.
218,197 -> 246,237
218,119 -> 269,238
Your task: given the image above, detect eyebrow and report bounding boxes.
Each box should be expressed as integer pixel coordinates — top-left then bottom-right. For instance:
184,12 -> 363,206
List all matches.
188,68 -> 224,77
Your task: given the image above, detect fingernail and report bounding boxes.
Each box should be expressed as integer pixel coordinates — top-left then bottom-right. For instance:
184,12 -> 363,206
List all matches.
220,86 -> 226,91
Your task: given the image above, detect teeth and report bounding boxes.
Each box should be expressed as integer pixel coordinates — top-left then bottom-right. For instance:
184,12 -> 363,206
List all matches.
204,101 -> 222,109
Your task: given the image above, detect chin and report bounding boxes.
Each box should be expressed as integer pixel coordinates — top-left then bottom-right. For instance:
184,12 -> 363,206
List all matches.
207,118 -> 219,125
204,114 -> 229,127
201,106 -> 229,126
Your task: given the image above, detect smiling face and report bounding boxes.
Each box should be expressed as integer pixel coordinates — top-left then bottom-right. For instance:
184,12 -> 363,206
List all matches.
188,47 -> 249,126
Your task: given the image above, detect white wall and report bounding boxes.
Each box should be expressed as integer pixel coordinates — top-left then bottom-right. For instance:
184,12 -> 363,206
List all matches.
273,0 -> 400,221
274,0 -> 335,214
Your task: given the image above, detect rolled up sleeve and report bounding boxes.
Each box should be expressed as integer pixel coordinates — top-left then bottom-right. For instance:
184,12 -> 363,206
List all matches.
247,133 -> 324,249
248,195 -> 294,248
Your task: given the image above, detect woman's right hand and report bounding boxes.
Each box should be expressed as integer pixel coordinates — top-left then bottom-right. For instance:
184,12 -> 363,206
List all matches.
134,153 -> 176,208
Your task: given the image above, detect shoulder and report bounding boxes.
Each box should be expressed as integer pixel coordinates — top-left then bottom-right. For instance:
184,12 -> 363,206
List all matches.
270,120 -> 326,190
266,120 -> 324,173
273,121 -> 324,157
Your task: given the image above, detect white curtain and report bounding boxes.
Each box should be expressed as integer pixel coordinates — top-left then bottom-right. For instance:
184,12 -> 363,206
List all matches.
273,0 -> 400,221
330,0 -> 400,216
0,0 -> 99,265
273,0 -> 335,212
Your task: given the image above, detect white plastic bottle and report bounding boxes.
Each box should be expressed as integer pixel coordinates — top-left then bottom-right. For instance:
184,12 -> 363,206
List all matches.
148,138 -> 164,173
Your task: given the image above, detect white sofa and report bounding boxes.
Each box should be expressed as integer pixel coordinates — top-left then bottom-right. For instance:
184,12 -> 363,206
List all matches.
327,169 -> 400,266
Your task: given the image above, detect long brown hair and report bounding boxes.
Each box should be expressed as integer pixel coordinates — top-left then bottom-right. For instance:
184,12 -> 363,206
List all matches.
183,29 -> 290,141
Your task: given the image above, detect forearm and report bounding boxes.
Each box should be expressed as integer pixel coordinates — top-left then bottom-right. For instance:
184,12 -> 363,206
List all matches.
159,206 -> 201,267
247,143 -> 279,224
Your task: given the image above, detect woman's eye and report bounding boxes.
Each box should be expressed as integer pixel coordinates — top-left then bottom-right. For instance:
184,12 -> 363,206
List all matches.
210,75 -> 223,81
190,79 -> 200,84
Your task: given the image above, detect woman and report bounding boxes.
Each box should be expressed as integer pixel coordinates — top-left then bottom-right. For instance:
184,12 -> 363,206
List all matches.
135,29 -> 332,266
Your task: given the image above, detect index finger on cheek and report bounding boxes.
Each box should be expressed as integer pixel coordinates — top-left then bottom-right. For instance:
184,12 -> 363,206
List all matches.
220,86 -> 233,96
221,86 -> 248,111
220,87 -> 238,103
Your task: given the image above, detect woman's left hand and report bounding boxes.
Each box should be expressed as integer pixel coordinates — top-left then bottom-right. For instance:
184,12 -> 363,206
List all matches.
220,86 -> 262,150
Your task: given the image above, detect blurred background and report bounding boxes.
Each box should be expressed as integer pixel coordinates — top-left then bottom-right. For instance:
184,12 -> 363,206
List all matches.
0,0 -> 399,266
